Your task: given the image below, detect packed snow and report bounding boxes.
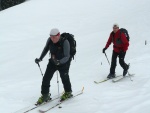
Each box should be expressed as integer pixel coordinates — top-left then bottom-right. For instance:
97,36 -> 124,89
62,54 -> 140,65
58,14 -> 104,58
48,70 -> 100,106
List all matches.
0,0 -> 150,113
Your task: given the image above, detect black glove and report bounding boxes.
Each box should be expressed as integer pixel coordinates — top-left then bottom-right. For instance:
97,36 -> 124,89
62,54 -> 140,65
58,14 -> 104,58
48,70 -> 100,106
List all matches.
35,58 -> 41,64
52,59 -> 60,66
103,48 -> 107,53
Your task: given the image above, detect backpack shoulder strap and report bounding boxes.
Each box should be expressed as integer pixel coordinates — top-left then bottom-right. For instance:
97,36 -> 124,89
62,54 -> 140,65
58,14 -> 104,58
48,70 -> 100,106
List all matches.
59,33 -> 68,47
119,29 -> 125,40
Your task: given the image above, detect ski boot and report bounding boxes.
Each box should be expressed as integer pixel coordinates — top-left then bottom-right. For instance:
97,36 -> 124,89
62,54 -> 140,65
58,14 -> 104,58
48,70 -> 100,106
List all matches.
123,64 -> 129,77
35,93 -> 51,105
60,92 -> 73,101
107,73 -> 116,79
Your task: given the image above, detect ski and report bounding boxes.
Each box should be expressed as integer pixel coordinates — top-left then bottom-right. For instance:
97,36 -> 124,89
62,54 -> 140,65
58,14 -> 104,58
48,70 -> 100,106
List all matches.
112,73 -> 135,82
94,75 -> 122,84
39,87 -> 84,113
95,63 -> 132,84
14,95 -> 60,113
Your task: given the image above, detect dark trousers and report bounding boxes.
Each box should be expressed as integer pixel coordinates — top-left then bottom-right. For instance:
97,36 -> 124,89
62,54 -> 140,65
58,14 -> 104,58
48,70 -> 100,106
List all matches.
41,59 -> 72,95
110,51 -> 128,74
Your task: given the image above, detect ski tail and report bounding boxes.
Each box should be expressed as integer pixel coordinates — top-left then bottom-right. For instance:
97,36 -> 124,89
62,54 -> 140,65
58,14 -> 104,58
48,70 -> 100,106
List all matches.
14,95 -> 60,113
112,74 -> 135,82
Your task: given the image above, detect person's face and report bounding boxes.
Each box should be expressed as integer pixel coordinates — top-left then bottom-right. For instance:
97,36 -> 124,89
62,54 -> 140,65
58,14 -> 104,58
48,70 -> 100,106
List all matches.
113,26 -> 119,33
50,33 -> 60,43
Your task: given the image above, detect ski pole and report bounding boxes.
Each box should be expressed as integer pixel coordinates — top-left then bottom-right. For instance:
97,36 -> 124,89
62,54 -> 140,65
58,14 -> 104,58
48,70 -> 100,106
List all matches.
127,71 -> 133,81
56,71 -> 62,108
37,63 -> 43,77
104,52 -> 110,66
125,63 -> 133,81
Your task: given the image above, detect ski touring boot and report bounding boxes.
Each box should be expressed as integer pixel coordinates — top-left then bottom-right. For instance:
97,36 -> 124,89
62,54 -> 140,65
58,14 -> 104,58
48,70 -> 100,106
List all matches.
107,73 -> 116,79
60,92 -> 73,102
123,64 -> 130,77
35,93 -> 51,105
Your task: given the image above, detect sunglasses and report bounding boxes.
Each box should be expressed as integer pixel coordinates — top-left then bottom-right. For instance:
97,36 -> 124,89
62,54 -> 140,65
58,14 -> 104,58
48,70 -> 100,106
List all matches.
113,27 -> 119,29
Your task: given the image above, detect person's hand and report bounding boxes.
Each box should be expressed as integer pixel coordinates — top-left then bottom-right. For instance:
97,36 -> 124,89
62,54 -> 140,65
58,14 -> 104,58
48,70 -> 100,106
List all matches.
35,58 -> 41,64
53,59 -> 60,66
102,48 -> 107,53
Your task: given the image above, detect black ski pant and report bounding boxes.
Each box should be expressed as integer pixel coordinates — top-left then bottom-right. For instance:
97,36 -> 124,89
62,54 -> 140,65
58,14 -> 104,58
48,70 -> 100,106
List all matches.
110,50 -> 128,74
41,59 -> 72,95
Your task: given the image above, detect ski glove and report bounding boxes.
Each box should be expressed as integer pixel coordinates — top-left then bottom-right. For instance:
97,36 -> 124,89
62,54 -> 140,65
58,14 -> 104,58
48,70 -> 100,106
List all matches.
52,59 -> 60,66
35,58 -> 41,64
103,48 -> 107,53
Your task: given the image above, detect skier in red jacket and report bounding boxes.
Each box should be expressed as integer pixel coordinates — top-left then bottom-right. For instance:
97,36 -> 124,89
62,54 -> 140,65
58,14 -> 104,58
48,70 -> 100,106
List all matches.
103,24 -> 129,79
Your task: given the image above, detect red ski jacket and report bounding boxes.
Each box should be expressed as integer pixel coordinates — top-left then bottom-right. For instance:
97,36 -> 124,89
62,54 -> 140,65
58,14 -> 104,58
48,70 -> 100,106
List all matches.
105,30 -> 129,53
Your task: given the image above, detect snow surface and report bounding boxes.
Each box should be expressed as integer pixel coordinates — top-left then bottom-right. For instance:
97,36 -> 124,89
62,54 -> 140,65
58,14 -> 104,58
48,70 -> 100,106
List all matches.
0,0 -> 150,113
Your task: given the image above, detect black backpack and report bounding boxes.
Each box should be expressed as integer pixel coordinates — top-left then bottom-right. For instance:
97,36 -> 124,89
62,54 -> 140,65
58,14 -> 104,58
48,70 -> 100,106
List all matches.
61,33 -> 76,59
119,28 -> 130,41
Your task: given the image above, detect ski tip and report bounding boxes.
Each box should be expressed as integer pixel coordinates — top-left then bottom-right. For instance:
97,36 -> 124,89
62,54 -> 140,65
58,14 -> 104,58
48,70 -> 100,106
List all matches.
39,110 -> 45,113
82,87 -> 84,92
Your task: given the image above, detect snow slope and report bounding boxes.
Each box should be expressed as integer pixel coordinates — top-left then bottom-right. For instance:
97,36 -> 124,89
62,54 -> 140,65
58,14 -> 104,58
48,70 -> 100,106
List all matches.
0,0 -> 150,113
